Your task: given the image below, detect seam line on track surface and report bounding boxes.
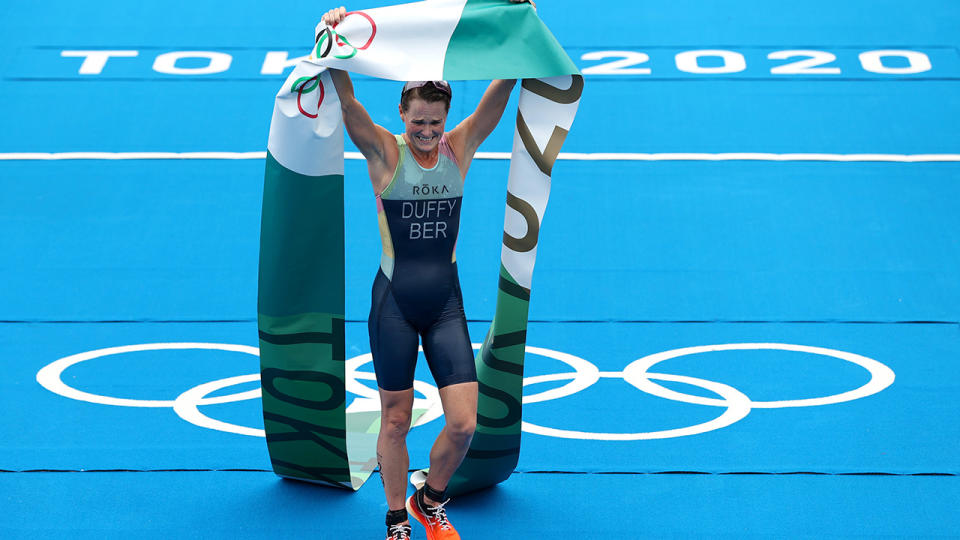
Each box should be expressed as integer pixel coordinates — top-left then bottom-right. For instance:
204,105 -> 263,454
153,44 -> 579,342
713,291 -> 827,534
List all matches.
3,152 -> 960,162
24,43 -> 960,49
2,469 -> 956,477
3,319 -> 957,325
9,76 -> 960,82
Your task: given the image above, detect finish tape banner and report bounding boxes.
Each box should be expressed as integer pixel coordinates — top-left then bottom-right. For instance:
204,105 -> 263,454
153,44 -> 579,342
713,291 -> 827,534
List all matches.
258,0 -> 582,495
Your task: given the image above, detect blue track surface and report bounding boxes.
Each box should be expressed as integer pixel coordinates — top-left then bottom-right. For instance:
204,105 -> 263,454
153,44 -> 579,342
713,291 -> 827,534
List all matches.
5,472 -> 959,538
2,0 -> 959,537
2,160 -> 959,322
3,322 -> 958,474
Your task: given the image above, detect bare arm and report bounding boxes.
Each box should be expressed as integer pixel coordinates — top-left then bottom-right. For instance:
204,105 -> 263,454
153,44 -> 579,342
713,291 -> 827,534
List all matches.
328,68 -> 393,165
447,79 -> 517,176
447,0 -> 532,160
322,7 -> 396,189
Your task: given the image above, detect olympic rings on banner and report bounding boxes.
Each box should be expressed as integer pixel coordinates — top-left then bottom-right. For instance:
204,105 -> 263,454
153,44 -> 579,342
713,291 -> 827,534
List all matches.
316,11 -> 377,60
315,27 -> 333,59
35,342 -> 895,441
290,74 -> 325,118
316,30 -> 358,60
290,74 -> 319,94
333,11 -> 377,49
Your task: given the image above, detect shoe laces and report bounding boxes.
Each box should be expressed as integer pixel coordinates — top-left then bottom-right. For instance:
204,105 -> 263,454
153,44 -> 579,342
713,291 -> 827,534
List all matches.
424,499 -> 453,530
387,523 -> 411,539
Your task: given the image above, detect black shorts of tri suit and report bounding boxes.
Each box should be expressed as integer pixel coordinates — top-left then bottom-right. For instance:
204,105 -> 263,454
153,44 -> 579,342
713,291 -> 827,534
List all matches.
368,266 -> 477,392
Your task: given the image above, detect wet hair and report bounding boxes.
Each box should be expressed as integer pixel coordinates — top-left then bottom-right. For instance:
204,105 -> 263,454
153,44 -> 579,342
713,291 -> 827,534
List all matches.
400,84 -> 451,112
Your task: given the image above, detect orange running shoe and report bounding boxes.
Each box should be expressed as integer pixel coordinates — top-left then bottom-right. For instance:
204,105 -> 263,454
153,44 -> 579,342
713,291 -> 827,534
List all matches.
406,492 -> 461,540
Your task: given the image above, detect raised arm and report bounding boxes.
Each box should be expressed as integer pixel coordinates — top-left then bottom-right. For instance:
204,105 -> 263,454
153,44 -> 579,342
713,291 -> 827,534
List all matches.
328,69 -> 393,162
445,0 -> 535,167
322,8 -> 397,189
447,79 -> 517,176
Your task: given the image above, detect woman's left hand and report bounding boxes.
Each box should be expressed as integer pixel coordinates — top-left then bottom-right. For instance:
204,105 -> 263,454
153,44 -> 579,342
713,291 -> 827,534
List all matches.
321,6 -> 347,27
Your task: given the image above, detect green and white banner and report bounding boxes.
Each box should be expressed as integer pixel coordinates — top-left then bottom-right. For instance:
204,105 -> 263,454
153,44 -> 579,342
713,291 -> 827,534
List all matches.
309,0 -> 576,80
259,0 -> 583,495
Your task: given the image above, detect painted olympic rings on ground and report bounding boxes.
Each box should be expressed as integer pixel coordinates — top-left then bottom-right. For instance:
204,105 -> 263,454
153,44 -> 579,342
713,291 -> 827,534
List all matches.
35,342 -> 894,441
522,342 -> 895,440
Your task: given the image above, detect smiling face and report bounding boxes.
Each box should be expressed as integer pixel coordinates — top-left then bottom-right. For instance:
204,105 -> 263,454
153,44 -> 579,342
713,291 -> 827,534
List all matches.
399,98 -> 448,155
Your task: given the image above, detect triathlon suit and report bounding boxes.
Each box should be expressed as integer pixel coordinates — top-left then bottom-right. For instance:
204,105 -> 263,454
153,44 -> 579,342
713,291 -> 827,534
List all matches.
368,134 -> 477,392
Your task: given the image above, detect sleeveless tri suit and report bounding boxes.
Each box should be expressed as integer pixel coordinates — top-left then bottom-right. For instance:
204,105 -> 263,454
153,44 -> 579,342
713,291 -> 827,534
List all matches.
368,134 -> 478,392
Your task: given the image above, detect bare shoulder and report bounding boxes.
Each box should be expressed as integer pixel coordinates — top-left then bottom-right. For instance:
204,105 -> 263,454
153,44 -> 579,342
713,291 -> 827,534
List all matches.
369,128 -> 400,194
443,127 -> 474,180
444,125 -> 469,163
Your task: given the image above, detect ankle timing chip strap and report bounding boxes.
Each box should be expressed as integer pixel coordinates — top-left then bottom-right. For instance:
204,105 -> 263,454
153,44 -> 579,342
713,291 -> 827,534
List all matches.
421,482 -> 447,505
386,508 -> 408,526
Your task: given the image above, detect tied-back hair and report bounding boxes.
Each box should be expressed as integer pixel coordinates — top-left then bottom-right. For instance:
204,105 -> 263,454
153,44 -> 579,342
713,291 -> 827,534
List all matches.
401,85 -> 451,112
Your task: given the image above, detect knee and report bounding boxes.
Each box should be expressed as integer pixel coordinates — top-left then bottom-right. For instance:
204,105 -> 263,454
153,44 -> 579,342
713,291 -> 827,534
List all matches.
445,416 -> 476,445
380,409 -> 412,440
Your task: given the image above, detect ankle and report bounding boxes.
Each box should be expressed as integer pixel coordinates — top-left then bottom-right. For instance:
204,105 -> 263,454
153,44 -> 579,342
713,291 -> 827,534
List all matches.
418,482 -> 447,508
386,508 -> 408,527
420,482 -> 447,506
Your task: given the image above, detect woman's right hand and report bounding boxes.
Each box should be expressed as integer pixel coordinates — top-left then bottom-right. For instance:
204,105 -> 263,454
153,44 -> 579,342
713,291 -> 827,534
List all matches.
321,6 -> 347,27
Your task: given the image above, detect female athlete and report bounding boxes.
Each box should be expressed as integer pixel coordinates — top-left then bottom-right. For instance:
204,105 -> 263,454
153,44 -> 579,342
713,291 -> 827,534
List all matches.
321,6 -> 519,539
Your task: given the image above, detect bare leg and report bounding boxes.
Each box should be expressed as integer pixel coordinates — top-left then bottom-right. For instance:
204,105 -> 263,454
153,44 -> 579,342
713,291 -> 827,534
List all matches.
423,381 -> 478,504
378,387 -> 415,516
